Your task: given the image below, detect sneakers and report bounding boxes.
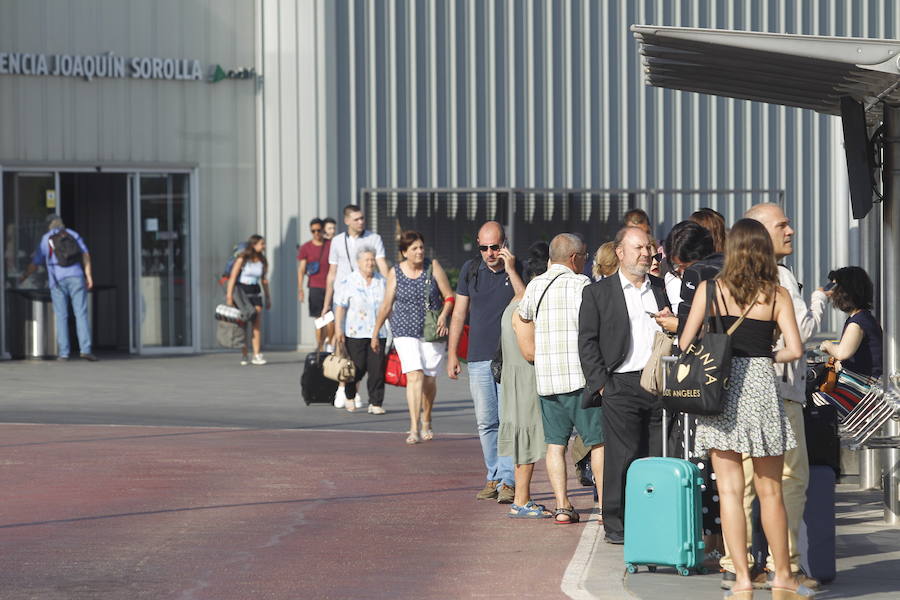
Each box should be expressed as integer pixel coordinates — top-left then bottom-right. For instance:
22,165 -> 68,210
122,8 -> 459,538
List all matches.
240,354 -> 249,366
333,386 -> 345,409
80,353 -> 98,362
354,395 -> 364,409
475,480 -> 500,500
368,405 -> 386,415
721,568 -> 769,590
251,354 -> 266,365
496,484 -> 516,504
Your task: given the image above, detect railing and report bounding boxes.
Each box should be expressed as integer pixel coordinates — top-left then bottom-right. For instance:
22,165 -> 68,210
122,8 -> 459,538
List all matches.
360,187 -> 784,277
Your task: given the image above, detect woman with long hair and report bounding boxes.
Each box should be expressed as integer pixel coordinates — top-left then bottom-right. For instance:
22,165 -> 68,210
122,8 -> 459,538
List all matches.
372,231 -> 454,444
680,219 -> 810,600
226,234 -> 271,366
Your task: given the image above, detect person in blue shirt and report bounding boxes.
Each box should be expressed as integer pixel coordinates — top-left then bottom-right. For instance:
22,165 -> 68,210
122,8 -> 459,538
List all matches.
21,214 -> 96,361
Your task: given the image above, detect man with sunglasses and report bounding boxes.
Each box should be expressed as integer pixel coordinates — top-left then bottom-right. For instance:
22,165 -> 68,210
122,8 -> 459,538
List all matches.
298,218 -> 332,348
447,221 -> 525,503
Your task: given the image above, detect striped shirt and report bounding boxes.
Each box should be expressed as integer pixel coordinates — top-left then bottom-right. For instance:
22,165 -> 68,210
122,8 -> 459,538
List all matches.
518,263 -> 590,396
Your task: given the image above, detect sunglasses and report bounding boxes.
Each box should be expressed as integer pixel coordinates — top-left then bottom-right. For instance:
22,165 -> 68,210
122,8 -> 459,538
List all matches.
478,244 -> 502,252
311,228 -> 323,233
652,253 -> 662,262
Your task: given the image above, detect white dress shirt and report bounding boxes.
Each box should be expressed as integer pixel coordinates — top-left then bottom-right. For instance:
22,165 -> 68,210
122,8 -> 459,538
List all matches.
615,269 -> 663,373
664,271 -> 682,315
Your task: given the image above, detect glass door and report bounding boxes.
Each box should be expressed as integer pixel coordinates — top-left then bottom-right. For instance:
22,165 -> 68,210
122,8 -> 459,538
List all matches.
2,171 -> 58,357
132,173 -> 193,352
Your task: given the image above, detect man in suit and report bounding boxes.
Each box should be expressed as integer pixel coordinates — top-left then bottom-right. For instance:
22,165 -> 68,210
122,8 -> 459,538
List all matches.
578,225 -> 670,544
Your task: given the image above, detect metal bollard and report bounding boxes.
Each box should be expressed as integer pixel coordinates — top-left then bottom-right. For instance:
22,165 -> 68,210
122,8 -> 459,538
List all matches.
860,446 -> 883,491
885,417 -> 900,525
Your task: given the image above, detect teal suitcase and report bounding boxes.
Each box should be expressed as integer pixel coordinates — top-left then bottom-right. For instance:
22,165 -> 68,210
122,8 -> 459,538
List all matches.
623,456 -> 706,575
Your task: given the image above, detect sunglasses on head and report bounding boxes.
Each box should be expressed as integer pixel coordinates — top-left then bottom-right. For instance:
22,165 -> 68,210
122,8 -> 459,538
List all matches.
479,244 -> 502,252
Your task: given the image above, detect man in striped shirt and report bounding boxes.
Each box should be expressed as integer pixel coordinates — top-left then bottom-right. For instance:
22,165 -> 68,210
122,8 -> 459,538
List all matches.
518,233 -> 600,524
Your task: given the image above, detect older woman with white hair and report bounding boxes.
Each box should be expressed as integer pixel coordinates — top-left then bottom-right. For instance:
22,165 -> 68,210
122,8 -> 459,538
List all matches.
333,246 -> 389,414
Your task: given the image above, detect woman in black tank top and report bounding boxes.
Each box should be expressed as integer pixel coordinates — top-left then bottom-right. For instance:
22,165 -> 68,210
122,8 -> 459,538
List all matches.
679,219 -> 809,599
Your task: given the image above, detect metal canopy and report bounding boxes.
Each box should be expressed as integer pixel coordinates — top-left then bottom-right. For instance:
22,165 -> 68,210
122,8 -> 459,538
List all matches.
631,25 -> 900,122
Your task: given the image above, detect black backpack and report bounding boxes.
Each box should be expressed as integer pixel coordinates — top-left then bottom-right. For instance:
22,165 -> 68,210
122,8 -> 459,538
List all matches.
49,229 -> 82,267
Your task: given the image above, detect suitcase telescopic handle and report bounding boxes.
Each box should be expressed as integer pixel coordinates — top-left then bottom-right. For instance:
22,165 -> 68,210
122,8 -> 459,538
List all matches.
660,355 -> 690,461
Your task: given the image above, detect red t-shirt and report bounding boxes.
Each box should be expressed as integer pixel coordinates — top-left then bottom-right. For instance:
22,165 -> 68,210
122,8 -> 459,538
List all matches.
297,240 -> 330,288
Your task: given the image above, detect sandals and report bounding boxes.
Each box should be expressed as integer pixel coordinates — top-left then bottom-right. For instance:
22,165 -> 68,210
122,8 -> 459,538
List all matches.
421,422 -> 434,441
553,506 -> 580,525
508,501 -> 552,519
725,590 -> 754,600
405,431 -> 420,445
771,585 -> 815,600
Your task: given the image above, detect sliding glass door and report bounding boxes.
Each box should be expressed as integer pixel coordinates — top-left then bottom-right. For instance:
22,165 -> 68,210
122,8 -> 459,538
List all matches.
132,173 -> 193,352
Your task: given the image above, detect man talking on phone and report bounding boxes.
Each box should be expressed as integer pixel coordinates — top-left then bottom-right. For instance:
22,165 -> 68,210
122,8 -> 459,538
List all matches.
447,221 -> 525,503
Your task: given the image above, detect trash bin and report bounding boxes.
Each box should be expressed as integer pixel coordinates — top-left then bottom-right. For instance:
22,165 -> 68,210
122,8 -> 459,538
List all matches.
6,289 -> 56,359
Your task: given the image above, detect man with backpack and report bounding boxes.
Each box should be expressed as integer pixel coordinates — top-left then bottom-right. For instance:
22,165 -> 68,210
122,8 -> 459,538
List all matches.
21,214 -> 96,361
447,221 -> 525,503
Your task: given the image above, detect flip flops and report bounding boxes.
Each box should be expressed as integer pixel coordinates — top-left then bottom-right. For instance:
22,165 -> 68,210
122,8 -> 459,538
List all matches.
507,501 -> 552,519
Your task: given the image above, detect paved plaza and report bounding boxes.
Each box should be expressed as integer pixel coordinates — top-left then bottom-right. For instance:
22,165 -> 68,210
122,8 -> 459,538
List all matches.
1,351 -> 898,599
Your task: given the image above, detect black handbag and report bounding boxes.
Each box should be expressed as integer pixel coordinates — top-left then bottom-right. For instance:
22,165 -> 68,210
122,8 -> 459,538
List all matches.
661,281 -> 754,416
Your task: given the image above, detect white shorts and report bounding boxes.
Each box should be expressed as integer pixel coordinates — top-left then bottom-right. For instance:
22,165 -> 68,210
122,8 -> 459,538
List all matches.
393,337 -> 444,377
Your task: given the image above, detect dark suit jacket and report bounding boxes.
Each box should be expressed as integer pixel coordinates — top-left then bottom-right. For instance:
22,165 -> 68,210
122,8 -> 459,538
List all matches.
578,272 -> 670,407
676,253 -> 725,337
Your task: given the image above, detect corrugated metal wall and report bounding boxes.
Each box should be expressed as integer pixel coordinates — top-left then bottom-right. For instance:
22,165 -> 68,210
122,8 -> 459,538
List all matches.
262,0 -> 899,345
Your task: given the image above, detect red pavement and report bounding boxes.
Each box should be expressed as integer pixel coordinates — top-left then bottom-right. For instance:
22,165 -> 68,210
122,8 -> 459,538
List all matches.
0,424 -> 595,599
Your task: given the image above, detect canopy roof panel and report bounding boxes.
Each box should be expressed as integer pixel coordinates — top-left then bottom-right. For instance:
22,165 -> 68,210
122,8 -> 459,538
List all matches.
631,26 -> 900,122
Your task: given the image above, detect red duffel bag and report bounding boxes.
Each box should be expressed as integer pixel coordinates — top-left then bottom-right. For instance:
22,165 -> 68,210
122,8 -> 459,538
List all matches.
384,346 -> 407,387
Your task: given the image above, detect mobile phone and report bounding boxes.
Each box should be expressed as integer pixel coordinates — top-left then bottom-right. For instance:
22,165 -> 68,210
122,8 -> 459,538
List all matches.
645,311 -> 658,317
823,281 -> 836,292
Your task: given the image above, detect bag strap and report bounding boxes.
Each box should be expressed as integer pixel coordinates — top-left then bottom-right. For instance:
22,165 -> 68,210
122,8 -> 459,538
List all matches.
423,259 -> 434,310
344,234 -> 354,271
535,272 -> 564,320
718,281 -> 758,336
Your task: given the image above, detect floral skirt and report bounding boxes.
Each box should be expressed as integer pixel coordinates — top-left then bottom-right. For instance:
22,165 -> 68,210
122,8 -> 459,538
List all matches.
695,357 -> 797,458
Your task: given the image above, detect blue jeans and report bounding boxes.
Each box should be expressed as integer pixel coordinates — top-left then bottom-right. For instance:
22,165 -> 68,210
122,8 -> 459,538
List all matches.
50,276 -> 92,357
468,360 -> 515,486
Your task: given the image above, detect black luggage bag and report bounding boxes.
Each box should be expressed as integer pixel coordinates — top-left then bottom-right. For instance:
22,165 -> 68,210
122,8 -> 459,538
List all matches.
804,401 -> 841,477
301,351 -> 339,405
798,465 -> 837,583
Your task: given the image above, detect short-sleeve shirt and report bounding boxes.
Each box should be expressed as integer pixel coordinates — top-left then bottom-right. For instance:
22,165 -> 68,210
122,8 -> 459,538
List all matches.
334,271 -> 388,339
32,227 -> 89,284
328,230 -> 386,287
841,310 -> 883,377
298,240 -> 331,288
518,264 -> 590,395
456,258 -> 521,362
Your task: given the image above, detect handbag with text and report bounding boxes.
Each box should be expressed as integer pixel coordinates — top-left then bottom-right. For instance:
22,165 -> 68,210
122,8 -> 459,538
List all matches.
662,281 -> 754,416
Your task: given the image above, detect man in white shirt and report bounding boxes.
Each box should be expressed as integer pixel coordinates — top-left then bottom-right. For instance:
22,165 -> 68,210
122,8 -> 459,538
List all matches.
518,234 -> 594,524
321,204 -> 389,320
578,226 -> 671,543
719,203 -> 826,591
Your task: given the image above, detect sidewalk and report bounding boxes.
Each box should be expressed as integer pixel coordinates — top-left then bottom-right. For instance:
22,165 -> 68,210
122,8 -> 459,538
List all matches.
569,485 -> 900,599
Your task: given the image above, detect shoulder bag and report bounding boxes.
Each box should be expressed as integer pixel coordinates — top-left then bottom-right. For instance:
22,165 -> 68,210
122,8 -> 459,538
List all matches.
322,341 -> 356,383
422,260 -> 447,342
661,281 -> 754,415
640,331 -> 676,396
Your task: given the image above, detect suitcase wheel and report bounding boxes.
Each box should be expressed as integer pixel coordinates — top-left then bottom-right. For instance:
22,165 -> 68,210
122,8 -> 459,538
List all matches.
626,563 -> 637,574
678,567 -> 690,577
647,566 -> 657,573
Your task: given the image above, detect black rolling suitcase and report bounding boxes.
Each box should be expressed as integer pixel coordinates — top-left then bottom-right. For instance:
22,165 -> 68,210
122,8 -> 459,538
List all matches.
301,351 -> 339,405
798,465 -> 837,583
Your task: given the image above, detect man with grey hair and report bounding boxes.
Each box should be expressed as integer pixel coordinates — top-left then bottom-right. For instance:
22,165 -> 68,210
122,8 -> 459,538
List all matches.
578,226 -> 670,543
718,203 -> 826,591
518,233 -> 595,524
21,214 -> 96,361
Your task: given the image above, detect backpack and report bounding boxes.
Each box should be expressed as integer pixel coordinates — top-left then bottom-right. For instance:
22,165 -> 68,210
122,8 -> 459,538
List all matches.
49,229 -> 82,267
219,241 -> 248,284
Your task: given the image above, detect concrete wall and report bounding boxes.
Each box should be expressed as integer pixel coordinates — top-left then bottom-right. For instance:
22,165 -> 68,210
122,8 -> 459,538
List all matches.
0,0 -> 258,350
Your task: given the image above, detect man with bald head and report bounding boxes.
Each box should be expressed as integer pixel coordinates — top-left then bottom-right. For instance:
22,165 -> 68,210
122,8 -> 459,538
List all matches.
518,233 -> 596,523
578,226 -> 671,543
448,221 -> 525,502
717,203 -> 826,591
